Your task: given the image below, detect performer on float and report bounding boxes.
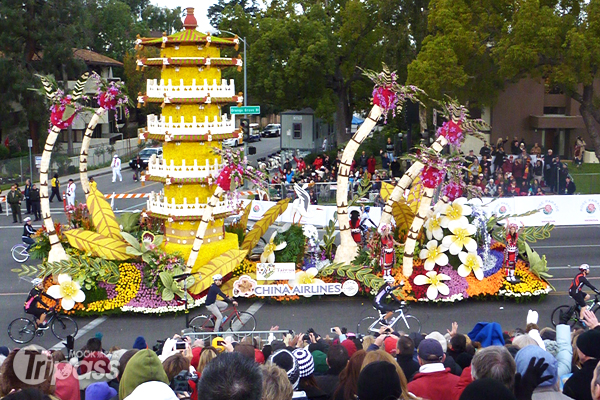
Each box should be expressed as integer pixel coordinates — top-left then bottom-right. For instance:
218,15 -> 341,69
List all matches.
350,210 -> 362,244
379,223 -> 399,277
504,222 -> 520,282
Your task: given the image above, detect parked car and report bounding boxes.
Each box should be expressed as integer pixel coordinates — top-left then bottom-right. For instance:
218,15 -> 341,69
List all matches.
223,137 -> 241,147
261,124 -> 281,138
247,123 -> 261,142
129,147 -> 163,170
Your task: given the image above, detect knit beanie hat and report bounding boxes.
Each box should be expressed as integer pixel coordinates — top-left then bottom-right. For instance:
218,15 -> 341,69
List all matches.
515,345 -> 558,388
292,348 -> 315,378
311,350 -> 328,374
341,339 -> 357,357
357,361 -> 402,400
0,346 -> 9,357
577,329 -> 600,359
459,378 -> 517,400
270,349 -> 300,389
132,336 -> 147,350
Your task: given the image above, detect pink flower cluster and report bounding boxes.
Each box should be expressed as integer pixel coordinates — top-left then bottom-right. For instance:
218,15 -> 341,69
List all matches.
436,120 -> 464,146
92,73 -> 130,118
123,264 -> 181,309
50,95 -> 77,129
443,180 -> 464,201
422,166 -> 446,189
373,86 -> 398,121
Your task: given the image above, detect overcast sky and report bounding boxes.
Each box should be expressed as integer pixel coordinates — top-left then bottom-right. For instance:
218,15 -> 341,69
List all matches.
150,1 -> 218,33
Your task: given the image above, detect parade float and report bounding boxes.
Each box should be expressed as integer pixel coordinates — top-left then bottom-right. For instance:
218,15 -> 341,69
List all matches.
13,11 -> 554,316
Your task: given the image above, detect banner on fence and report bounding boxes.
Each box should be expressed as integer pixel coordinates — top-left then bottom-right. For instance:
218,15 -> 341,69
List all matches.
241,194 -> 600,227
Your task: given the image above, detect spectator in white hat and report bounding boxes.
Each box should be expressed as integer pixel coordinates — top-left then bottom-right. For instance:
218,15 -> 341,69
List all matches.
292,348 -> 327,400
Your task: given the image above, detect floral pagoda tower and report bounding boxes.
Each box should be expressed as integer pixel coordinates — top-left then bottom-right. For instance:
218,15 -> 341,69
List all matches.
136,8 -> 242,287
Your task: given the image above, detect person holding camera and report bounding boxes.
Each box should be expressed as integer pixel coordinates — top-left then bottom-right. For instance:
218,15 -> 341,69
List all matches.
206,274 -> 237,332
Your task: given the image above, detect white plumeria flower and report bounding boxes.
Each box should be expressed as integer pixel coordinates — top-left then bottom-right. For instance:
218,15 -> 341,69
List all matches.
442,222 -> 477,255
413,271 -> 451,300
288,267 -> 324,297
260,231 -> 287,263
419,240 -> 449,271
440,197 -> 472,230
425,214 -> 444,241
458,251 -> 484,280
47,274 -> 86,311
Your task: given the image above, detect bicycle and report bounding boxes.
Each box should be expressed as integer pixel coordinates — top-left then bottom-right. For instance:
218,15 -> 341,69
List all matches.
8,308 -> 78,344
188,304 -> 256,339
357,302 -> 422,335
11,243 -> 30,263
550,294 -> 600,328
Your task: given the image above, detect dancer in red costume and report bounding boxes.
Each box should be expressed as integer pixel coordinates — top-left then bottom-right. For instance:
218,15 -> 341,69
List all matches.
350,210 -> 362,244
379,224 -> 400,278
504,223 -> 520,283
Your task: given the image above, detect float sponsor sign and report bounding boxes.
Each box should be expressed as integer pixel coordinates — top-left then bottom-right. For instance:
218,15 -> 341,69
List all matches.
256,263 -> 295,281
232,274 -> 355,298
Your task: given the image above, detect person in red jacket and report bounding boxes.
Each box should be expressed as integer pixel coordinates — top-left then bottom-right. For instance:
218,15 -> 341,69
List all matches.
313,155 -> 323,170
407,339 -> 459,400
367,154 -> 377,175
294,156 -> 307,173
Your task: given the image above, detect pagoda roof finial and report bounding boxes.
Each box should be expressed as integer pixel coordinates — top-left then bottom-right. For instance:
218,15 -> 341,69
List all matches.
183,8 -> 197,30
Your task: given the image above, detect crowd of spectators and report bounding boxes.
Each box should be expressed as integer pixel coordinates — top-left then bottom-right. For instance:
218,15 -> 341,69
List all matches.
465,137 -> 577,197
1,308 -> 599,400
266,134 -> 580,204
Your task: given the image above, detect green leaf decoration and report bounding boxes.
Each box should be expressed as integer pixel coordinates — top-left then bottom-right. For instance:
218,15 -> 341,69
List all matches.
62,105 -> 77,121
11,264 -> 40,277
118,212 -> 142,233
520,224 -> 554,243
524,242 -> 555,290
241,198 -> 290,251
121,231 -> 141,249
317,263 -> 381,290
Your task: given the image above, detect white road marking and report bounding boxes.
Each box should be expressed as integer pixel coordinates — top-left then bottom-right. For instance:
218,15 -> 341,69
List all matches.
49,316 -> 108,351
230,301 -> 264,331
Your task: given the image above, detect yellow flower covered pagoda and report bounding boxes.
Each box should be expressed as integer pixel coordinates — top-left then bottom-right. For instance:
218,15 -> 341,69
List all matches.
136,8 -> 242,287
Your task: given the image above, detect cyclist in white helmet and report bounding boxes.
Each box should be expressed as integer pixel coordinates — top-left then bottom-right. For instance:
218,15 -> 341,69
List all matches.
206,274 -> 237,332
373,276 -> 404,325
564,264 -> 600,322
24,278 -> 53,329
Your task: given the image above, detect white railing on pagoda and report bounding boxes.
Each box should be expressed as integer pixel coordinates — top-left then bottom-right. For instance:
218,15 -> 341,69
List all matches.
148,158 -> 222,180
146,78 -> 236,98
146,192 -> 233,217
145,114 -> 236,138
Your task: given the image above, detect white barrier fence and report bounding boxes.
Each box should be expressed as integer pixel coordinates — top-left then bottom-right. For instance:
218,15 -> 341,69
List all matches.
241,194 -> 600,227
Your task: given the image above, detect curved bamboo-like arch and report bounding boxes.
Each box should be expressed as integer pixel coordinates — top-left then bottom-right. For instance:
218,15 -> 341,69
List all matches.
333,105 -> 383,265
79,108 -> 106,198
186,186 -> 225,270
380,135 -> 448,226
41,126 -> 69,263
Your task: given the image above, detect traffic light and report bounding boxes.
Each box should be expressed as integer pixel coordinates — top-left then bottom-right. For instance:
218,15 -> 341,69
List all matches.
240,118 -> 250,140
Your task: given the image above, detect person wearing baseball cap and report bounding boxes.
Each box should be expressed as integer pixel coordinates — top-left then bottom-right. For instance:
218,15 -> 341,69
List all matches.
564,329 -> 600,400
407,338 -> 459,400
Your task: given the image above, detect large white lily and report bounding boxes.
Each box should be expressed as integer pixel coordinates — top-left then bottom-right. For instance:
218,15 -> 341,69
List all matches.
260,231 -> 287,263
47,274 -> 86,310
419,240 -> 449,271
442,221 -> 477,255
288,267 -> 324,297
458,251 -> 484,280
440,197 -> 472,230
413,270 -> 451,300
425,214 -> 444,241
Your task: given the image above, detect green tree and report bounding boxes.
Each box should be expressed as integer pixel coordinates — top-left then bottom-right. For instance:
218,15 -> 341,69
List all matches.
406,0 -> 511,107
207,0 -> 260,29
495,0 -> 600,158
0,0 -> 88,152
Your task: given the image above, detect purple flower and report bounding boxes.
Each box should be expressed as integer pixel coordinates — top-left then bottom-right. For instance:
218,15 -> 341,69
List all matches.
437,265 -> 469,300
